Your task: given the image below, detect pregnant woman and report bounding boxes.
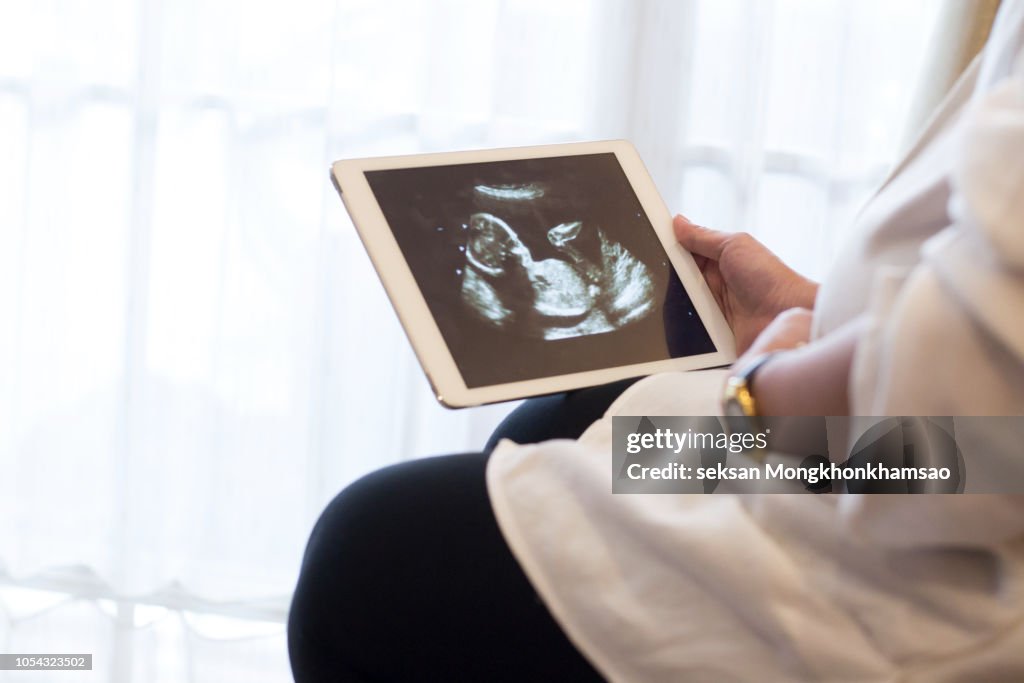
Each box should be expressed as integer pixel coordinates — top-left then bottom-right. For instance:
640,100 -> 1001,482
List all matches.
289,2 -> 1024,680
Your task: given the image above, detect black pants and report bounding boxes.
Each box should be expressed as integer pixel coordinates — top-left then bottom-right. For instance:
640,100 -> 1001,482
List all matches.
288,379 -> 637,682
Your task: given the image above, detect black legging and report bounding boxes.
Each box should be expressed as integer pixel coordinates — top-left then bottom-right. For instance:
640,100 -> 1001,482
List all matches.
288,378 -> 638,682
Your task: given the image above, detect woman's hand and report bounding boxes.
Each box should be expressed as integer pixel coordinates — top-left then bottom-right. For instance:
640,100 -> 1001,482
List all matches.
674,215 -> 818,353
734,307 -> 813,369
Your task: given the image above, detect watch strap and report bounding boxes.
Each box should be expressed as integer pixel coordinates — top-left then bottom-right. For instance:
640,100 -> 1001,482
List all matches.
723,351 -> 782,417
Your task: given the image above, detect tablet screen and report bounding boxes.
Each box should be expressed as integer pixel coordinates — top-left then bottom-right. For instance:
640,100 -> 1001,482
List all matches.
365,153 -> 716,388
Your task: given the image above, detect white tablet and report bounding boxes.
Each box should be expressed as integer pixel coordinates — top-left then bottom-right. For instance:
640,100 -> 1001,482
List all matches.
331,140 -> 736,408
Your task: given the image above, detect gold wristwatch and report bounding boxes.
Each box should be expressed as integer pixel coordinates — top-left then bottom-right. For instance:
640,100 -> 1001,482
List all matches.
722,351 -> 781,420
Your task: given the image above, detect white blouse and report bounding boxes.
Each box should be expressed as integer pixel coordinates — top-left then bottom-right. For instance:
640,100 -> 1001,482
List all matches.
486,3 -> 1024,681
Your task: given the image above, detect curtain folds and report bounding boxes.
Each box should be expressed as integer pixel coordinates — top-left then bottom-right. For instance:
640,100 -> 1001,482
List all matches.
904,0 -> 1002,144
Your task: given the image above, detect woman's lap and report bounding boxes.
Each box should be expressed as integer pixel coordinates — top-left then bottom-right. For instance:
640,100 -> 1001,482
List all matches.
288,453 -> 604,682
289,380 -> 636,682
483,377 -> 640,452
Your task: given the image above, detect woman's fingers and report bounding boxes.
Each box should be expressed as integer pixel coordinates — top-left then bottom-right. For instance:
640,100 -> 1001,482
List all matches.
673,214 -> 728,260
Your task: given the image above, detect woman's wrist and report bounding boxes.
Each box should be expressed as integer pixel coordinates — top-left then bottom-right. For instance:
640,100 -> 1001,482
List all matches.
746,318 -> 864,417
747,348 -> 798,416
785,276 -> 819,312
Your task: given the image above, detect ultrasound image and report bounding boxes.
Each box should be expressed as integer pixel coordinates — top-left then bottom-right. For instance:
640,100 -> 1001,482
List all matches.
461,182 -> 656,340
364,153 -> 716,388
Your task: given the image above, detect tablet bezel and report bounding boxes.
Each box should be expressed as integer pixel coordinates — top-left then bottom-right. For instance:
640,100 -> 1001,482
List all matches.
331,140 -> 736,408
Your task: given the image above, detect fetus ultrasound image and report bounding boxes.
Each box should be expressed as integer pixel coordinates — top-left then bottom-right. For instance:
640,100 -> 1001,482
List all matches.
365,153 -> 716,388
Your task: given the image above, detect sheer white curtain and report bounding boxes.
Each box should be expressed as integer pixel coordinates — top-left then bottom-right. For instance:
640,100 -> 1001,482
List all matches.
0,0 -> 940,679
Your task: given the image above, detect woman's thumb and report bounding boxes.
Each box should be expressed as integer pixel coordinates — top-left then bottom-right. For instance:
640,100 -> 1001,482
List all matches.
673,214 -> 727,260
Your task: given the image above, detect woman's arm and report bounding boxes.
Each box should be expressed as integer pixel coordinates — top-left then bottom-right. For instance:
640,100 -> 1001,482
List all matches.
674,213 -> 861,415
675,214 -> 868,417
745,315 -> 867,416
